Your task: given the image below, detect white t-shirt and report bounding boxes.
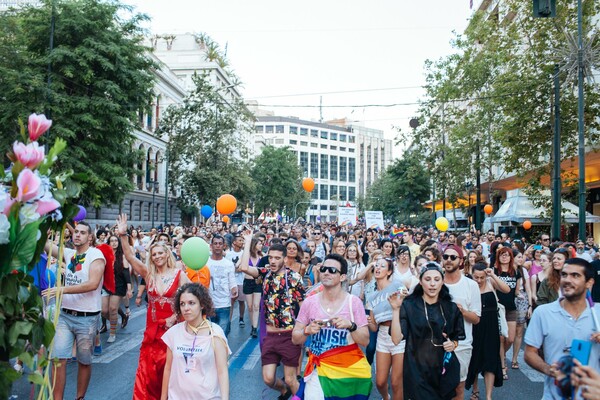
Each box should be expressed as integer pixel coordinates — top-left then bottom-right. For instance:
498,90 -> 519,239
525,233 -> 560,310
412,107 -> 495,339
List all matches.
225,249 -> 244,285
62,247 -> 105,312
162,321 -> 231,400
445,275 -> 482,347
207,257 -> 236,309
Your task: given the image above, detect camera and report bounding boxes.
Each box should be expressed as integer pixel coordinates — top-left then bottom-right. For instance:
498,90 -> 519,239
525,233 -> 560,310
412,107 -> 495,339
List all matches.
317,319 -> 332,327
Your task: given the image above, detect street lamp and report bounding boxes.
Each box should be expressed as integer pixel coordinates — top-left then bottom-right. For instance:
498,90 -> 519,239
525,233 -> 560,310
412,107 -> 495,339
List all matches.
465,182 -> 473,230
294,201 -> 311,221
146,180 -> 159,229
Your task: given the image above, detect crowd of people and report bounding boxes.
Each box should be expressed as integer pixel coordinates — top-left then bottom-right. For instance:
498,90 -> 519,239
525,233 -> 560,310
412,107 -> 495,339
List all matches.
35,217 -> 600,400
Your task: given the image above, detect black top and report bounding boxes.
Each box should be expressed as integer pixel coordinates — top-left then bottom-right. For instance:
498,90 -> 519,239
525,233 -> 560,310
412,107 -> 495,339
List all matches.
592,260 -> 600,303
495,268 -> 522,311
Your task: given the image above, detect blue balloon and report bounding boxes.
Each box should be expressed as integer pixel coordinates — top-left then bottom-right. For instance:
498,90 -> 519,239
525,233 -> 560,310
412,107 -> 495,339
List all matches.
200,205 -> 213,219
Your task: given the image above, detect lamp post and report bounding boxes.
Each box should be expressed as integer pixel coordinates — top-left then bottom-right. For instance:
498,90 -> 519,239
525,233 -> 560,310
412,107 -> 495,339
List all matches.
465,182 -> 473,230
294,201 -> 311,221
146,180 -> 159,229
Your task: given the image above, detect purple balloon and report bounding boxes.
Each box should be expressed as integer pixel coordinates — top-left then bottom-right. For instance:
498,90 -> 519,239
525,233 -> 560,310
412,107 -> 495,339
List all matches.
74,205 -> 86,222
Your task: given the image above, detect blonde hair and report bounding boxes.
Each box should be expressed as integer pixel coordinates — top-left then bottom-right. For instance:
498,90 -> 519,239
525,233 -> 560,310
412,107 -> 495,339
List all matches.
146,243 -> 177,289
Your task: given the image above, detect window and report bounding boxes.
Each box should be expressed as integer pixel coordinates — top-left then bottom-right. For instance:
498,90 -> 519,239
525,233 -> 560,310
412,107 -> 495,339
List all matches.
320,155 -> 328,179
340,134 -> 347,142
311,186 -> 318,200
310,153 -> 319,178
289,139 -> 297,145
311,129 -> 318,137
339,186 -> 347,201
320,204 -> 328,210
349,148 -> 355,153
300,128 -> 308,136
349,135 -> 356,143
349,187 -> 356,201
349,158 -> 356,182
320,184 -> 328,200
256,125 -> 264,133
330,185 -> 338,199
276,125 -> 284,133
330,156 -> 338,181
340,147 -> 346,152
320,131 -> 328,139
311,143 -> 318,148
321,144 -> 327,149
290,126 -> 298,134
330,132 -> 338,141
330,145 -> 337,150
300,141 -> 308,146
300,152 -> 309,176
339,157 -> 347,182
265,125 -> 274,133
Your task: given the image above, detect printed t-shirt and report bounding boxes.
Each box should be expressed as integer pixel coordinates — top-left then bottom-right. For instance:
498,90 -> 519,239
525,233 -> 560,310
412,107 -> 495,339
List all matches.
206,257 -> 236,309
257,267 -> 305,329
62,247 -> 105,312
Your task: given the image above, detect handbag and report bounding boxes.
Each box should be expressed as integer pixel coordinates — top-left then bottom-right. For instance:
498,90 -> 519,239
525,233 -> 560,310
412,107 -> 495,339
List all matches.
491,282 -> 509,338
440,351 -> 460,399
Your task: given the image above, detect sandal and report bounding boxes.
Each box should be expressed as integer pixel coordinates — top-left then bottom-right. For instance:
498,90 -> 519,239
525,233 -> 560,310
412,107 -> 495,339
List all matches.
511,361 -> 520,369
470,391 -> 479,400
502,366 -> 509,380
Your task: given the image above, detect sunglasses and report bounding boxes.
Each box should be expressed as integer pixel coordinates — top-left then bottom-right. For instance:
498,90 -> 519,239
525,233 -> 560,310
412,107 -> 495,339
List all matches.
442,254 -> 459,261
319,266 -> 341,274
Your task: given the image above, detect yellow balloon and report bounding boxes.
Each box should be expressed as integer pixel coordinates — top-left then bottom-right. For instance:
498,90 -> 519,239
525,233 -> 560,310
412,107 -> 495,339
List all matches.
435,217 -> 449,232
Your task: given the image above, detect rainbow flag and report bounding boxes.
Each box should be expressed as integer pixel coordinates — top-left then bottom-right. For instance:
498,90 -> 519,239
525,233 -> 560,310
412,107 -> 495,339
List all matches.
300,343 -> 372,400
390,227 -> 404,238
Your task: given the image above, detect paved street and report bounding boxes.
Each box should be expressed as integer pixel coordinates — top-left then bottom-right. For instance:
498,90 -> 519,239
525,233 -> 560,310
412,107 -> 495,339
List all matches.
10,303 -> 544,399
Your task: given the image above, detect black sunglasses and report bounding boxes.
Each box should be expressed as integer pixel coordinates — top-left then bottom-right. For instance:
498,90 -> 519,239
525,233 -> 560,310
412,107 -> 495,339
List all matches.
442,254 -> 459,261
319,266 -> 341,274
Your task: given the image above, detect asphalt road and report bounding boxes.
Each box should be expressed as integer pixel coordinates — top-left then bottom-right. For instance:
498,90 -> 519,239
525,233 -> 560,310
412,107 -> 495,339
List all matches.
10,303 -> 544,400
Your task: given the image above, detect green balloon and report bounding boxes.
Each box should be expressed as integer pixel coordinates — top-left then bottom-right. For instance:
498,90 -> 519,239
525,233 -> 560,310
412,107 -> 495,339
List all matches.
180,237 -> 210,270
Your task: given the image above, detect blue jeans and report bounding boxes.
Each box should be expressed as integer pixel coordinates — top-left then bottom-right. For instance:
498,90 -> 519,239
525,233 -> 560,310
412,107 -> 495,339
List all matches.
211,307 -> 231,337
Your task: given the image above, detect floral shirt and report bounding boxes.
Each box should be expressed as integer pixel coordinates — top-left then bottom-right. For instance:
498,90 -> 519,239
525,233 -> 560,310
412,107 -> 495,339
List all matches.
258,267 -> 305,330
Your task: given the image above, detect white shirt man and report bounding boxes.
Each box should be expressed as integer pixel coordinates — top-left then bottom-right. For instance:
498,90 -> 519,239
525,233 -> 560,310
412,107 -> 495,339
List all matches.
207,235 -> 237,337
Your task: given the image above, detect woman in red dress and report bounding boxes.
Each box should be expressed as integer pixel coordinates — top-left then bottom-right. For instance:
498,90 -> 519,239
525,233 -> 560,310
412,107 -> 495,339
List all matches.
117,214 -> 190,400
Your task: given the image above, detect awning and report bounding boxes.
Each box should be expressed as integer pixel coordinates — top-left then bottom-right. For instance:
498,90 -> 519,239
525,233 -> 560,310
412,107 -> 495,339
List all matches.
487,189 -> 600,224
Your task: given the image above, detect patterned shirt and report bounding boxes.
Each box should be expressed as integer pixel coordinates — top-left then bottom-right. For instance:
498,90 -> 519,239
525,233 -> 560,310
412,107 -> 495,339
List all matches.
258,267 -> 305,330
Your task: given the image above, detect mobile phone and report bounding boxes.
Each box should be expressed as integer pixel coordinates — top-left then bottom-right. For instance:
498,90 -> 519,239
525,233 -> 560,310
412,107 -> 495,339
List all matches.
571,339 -> 592,365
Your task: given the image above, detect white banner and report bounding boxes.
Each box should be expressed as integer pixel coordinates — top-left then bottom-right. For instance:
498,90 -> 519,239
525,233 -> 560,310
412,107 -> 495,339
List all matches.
338,207 -> 357,227
365,210 -> 384,230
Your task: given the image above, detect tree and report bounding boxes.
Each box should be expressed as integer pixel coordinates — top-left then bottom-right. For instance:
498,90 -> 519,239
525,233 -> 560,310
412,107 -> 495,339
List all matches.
250,146 -> 310,218
158,72 -> 255,210
0,0 -> 157,207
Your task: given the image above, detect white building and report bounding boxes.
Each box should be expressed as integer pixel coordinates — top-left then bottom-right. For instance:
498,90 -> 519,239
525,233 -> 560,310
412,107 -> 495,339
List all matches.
254,115 -> 393,222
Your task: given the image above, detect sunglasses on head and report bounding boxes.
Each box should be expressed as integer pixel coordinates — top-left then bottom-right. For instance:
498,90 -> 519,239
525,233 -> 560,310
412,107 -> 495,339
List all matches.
442,254 -> 459,261
319,266 -> 341,274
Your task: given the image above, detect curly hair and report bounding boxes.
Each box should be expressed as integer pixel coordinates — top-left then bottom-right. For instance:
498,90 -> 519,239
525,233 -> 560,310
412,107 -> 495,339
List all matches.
174,283 -> 215,318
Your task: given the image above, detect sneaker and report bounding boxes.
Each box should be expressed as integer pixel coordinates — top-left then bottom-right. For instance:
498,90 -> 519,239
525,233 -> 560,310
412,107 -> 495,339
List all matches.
93,344 -> 102,356
121,313 -> 129,329
13,363 -> 23,374
277,389 -> 292,400
239,319 -> 245,327
107,335 -> 116,343
250,327 -> 258,338
99,324 -> 107,334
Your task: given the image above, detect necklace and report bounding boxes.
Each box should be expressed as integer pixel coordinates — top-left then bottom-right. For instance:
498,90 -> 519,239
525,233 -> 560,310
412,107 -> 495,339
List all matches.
423,298 -> 447,347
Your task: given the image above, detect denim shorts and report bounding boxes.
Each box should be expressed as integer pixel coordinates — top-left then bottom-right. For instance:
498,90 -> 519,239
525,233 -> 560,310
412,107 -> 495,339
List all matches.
376,325 -> 405,355
54,312 -> 99,365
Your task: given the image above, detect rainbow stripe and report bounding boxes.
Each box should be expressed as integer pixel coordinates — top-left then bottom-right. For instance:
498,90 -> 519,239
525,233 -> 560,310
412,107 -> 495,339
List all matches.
303,343 -> 372,400
390,227 -> 404,238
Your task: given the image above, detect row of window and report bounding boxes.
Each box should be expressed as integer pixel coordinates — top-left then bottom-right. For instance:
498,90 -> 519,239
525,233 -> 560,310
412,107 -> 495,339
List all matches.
288,140 -> 355,152
306,184 -> 356,202
295,152 -> 357,183
256,125 -> 355,143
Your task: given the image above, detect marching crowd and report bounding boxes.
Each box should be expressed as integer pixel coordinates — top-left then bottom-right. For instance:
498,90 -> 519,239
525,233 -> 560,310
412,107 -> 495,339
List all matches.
33,217 -> 600,400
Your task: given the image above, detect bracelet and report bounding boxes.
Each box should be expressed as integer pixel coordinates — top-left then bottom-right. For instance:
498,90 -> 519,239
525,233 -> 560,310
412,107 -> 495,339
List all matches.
303,327 -> 310,336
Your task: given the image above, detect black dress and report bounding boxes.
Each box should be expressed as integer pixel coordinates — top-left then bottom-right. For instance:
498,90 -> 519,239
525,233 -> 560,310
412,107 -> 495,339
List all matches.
400,296 -> 466,400
465,291 -> 503,390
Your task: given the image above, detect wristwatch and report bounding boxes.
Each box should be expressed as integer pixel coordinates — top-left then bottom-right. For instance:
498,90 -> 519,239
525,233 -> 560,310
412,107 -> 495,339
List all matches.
348,322 -> 357,332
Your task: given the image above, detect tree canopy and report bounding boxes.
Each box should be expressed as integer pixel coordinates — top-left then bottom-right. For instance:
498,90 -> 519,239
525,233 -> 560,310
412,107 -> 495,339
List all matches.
0,0 -> 157,207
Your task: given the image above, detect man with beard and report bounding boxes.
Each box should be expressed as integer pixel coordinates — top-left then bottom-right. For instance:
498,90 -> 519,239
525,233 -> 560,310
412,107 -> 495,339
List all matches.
525,258 -> 600,399
207,235 -> 237,337
442,244 -> 481,400
240,233 -> 305,400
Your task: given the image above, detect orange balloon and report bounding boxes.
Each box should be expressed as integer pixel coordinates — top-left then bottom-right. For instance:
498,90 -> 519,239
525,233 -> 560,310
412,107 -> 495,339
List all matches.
216,194 -> 237,215
523,220 -> 532,230
484,204 -> 493,214
302,177 -> 315,192
222,215 -> 230,223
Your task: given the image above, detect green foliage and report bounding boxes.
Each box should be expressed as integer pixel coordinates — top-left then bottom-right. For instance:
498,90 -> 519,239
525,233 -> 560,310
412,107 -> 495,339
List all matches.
365,150 -> 430,224
158,73 -> 255,208
405,0 -> 600,209
0,0 -> 157,207
250,146 -> 310,217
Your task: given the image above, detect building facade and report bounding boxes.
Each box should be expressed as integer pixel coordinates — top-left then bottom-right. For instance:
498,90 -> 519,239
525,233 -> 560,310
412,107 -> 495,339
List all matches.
254,116 -> 393,222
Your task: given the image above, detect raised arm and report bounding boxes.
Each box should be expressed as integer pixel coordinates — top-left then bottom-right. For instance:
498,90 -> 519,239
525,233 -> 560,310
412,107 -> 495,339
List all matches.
116,214 -> 148,279
238,230 -> 259,278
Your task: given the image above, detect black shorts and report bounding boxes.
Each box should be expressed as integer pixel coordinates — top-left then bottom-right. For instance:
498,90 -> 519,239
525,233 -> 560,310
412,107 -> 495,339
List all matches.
243,278 -> 262,295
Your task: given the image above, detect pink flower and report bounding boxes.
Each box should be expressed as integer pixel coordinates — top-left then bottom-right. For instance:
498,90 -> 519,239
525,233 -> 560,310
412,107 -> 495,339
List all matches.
15,168 -> 41,203
13,141 -> 45,169
28,113 -> 52,142
35,194 -> 60,216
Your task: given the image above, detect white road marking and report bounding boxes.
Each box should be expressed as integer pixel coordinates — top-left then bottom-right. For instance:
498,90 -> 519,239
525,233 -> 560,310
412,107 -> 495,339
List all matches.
93,307 -> 146,364
242,342 -> 261,370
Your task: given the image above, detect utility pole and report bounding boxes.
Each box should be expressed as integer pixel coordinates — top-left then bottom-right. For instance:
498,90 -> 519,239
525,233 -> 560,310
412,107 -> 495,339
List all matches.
576,0 -> 586,240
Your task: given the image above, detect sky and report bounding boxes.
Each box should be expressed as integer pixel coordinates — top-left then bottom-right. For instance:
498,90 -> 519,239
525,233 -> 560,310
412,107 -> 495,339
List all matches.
124,0 -> 475,152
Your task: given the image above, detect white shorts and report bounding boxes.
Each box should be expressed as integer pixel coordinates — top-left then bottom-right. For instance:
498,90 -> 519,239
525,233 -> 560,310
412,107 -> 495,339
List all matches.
455,345 -> 472,382
376,325 -> 405,355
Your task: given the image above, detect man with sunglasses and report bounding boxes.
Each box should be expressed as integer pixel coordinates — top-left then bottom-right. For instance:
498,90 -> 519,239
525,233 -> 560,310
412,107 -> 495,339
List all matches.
239,234 -> 305,400
442,244 -> 481,400
292,254 -> 371,398
312,227 -> 329,262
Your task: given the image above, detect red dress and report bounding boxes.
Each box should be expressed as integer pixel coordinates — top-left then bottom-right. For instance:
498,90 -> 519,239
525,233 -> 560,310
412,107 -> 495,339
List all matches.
133,269 -> 181,400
